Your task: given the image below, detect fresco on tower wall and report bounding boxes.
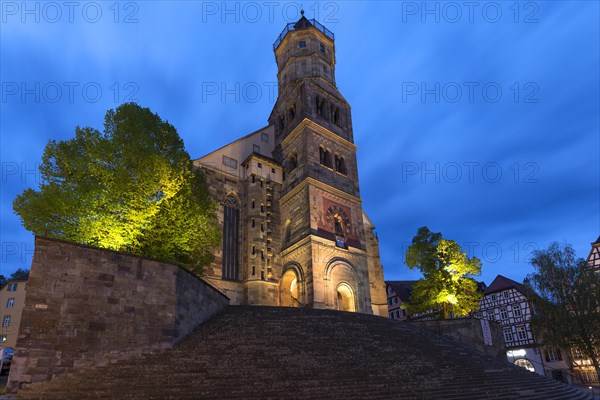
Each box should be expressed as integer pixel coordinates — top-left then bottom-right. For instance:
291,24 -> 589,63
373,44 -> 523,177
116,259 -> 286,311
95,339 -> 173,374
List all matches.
315,198 -> 361,249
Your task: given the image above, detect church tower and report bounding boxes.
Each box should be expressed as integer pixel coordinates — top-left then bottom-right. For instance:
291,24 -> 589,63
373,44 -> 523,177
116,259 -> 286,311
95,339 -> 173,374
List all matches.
194,13 -> 387,315
269,13 -> 387,314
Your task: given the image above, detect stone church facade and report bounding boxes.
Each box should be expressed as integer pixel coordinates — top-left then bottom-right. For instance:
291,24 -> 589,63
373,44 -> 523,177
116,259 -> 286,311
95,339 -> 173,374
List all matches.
193,15 -> 387,316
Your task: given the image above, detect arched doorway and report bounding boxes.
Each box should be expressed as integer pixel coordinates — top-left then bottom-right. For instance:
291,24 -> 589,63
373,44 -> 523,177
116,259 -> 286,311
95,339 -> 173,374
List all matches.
514,358 -> 535,373
280,269 -> 299,307
336,283 -> 355,312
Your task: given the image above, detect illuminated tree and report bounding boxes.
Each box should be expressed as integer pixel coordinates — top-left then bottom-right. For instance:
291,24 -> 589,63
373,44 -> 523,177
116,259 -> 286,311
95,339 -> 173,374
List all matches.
405,226 -> 482,319
13,103 -> 220,274
525,242 -> 600,382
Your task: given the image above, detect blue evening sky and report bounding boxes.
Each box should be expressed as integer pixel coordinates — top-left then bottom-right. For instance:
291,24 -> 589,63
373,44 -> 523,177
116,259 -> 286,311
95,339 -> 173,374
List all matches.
1,1 -> 598,285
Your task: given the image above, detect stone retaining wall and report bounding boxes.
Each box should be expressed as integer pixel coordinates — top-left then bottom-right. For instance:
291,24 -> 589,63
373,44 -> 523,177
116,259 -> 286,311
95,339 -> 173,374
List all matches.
7,237 -> 229,393
412,317 -> 507,360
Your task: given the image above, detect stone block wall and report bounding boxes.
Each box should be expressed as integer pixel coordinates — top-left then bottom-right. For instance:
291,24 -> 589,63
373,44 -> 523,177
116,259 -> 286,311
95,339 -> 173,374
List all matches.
7,237 -> 229,393
411,318 -> 507,361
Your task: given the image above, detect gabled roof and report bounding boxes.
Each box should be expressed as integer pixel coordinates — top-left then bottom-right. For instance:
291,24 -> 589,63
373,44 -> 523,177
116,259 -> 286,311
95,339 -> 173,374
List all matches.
484,275 -> 526,296
386,280 -> 418,303
593,236 -> 600,245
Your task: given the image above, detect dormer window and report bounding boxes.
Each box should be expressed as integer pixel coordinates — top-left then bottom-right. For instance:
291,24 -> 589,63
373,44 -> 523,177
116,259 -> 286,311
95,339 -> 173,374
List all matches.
299,41 -> 306,48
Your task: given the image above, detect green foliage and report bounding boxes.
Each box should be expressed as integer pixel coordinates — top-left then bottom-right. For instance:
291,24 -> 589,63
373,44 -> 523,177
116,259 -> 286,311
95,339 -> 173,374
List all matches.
525,242 -> 600,381
0,269 -> 30,287
405,226 -> 482,319
13,103 -> 220,274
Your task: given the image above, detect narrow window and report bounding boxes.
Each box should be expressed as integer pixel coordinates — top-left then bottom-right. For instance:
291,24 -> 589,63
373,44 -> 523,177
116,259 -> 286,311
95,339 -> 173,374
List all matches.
284,222 -> 292,243
320,43 -> 325,52
261,132 -> 269,142
513,304 -> 522,317
253,144 -> 260,154
257,162 -> 262,169
252,266 -> 256,275
335,155 -> 347,175
2,315 -> 11,328
221,195 -> 240,281
6,298 -> 14,308
316,96 -> 324,116
7,283 -> 17,292
252,246 -> 256,255
252,219 -> 255,227
503,329 -> 513,342
252,200 -> 255,209
271,168 -> 276,174
323,149 -> 332,168
332,107 -> 340,125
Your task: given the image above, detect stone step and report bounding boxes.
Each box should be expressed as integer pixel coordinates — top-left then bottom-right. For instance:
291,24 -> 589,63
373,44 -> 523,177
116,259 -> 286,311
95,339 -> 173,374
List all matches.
15,306 -> 592,400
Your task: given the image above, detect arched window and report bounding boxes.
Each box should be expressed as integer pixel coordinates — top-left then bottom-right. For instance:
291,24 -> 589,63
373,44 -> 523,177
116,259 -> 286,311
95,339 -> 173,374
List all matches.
335,155 -> 347,175
222,195 -> 240,281
284,220 -> 292,244
320,147 -> 332,168
316,96 -> 326,117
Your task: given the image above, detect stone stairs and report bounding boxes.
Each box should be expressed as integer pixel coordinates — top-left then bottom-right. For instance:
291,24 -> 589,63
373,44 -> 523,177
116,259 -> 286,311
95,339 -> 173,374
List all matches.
16,306 -> 592,399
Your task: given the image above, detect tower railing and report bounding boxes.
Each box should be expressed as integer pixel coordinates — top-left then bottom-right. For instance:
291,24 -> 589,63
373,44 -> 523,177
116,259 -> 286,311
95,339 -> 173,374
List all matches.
273,19 -> 335,50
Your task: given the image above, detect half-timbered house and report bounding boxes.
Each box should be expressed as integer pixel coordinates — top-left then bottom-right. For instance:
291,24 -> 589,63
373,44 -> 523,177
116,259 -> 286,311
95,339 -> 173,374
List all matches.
474,275 -> 572,382
569,236 -> 600,386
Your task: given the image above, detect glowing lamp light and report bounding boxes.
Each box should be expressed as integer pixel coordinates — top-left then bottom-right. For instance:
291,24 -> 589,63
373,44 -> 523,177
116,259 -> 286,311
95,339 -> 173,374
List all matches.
507,349 -> 527,357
